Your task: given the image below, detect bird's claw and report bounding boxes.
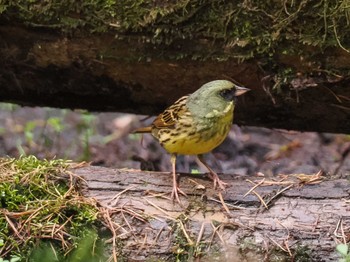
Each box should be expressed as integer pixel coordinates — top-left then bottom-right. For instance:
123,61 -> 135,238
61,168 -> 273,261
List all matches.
213,178 -> 228,191
171,186 -> 187,204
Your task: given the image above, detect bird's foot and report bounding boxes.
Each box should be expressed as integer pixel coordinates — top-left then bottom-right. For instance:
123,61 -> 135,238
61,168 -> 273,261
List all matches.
197,155 -> 228,191
207,171 -> 228,191
171,185 -> 187,204
213,177 -> 228,191
171,172 -> 187,204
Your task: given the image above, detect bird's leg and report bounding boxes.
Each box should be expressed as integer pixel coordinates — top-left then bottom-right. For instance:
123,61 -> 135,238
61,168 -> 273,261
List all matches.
197,154 -> 228,191
170,154 -> 187,203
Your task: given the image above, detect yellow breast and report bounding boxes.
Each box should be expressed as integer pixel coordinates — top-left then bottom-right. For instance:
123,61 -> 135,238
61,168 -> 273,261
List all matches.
156,104 -> 233,155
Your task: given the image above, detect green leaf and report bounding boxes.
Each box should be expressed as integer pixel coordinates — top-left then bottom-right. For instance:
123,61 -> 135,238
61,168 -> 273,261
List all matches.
336,243 -> 349,256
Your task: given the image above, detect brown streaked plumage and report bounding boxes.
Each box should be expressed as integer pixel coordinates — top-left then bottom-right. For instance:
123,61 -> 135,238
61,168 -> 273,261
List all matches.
135,80 -> 250,204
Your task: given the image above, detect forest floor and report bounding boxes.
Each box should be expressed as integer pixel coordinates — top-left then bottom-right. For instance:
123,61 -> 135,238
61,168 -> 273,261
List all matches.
0,103 -> 349,179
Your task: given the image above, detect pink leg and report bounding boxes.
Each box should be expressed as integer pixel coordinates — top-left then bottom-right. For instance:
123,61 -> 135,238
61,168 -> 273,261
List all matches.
170,154 -> 187,203
197,155 -> 228,190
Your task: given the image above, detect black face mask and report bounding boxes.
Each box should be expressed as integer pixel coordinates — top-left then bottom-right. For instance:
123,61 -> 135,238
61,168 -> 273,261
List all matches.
219,88 -> 235,101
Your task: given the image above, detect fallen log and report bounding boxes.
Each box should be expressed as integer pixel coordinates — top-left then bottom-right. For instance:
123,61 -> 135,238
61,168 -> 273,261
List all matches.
1,25 -> 350,134
75,166 -> 350,261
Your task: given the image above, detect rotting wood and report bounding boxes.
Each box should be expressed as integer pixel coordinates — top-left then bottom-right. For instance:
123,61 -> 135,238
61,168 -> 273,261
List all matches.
74,166 -> 350,261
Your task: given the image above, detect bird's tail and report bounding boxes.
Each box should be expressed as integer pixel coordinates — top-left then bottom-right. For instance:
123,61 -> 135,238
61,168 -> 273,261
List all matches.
133,126 -> 152,133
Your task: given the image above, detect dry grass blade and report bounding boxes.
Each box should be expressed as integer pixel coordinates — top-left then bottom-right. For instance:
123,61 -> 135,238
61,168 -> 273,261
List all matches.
245,179 -> 268,209
264,184 -> 294,207
293,170 -> 323,185
275,219 -> 292,257
321,85 -> 343,103
4,214 -> 21,240
218,192 -> 230,214
101,208 -> 119,262
153,225 -> 165,245
109,185 -> 138,205
0,156 -> 106,260
196,222 -> 206,246
244,178 -> 265,197
268,236 -> 288,253
178,220 -> 194,246
333,217 -> 347,244
330,103 -> 350,111
207,223 -> 218,250
144,198 -> 175,220
207,197 -> 246,210
337,95 -> 350,101
252,190 -> 268,209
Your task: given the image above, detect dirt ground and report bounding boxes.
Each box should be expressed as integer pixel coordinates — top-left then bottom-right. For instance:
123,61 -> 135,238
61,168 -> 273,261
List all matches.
0,103 -> 349,178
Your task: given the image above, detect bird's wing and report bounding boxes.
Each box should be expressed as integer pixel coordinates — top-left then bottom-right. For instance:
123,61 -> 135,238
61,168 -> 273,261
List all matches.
152,95 -> 189,129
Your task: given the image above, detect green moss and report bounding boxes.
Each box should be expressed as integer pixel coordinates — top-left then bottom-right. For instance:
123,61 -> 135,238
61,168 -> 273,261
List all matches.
0,156 -> 103,261
1,0 -> 349,90
0,0 -> 118,33
293,245 -> 312,262
171,214 -> 197,262
1,0 -> 349,59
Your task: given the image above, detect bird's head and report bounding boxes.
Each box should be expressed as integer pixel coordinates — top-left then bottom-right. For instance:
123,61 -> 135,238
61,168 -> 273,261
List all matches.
187,80 -> 250,118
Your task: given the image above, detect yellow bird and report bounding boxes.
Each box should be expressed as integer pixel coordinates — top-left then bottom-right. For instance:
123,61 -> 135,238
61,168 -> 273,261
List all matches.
135,80 -> 250,203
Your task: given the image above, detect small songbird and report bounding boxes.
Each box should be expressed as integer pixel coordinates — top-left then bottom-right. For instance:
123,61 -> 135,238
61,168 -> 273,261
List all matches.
135,80 -> 250,203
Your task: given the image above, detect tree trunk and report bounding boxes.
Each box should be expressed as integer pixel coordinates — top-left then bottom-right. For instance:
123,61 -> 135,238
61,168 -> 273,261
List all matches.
75,166 -> 350,261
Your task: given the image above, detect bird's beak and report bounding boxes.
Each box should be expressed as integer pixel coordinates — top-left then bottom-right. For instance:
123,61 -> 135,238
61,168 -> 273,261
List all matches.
235,86 -> 250,96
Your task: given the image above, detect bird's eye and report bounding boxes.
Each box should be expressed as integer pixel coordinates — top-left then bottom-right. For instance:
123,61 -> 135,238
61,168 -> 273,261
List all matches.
219,88 -> 235,101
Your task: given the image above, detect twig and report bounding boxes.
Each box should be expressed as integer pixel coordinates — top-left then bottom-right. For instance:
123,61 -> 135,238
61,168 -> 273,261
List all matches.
153,225 -> 165,245
178,220 -> 194,246
207,197 -> 247,210
340,218 -> 347,244
196,222 -> 206,246
209,222 -> 225,247
121,210 -> 136,238
333,18 -> 350,53
109,185 -> 138,205
330,104 -> 350,111
252,190 -> 268,209
268,236 -> 288,253
4,214 -> 22,240
143,199 -> 175,220
102,208 -> 118,262
264,184 -> 294,207
320,85 -> 343,103
218,192 -> 230,214
275,219 -> 292,257
244,178 -> 265,197
334,217 -> 347,244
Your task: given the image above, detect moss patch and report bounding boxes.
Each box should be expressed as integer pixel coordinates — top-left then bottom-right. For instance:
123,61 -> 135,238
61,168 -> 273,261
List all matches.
0,156 -> 105,261
1,0 -> 349,60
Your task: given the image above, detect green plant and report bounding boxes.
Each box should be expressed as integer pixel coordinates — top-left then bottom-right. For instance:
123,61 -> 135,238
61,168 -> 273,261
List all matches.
76,112 -> 97,161
0,156 -> 101,261
29,228 -> 106,262
337,244 -> 350,262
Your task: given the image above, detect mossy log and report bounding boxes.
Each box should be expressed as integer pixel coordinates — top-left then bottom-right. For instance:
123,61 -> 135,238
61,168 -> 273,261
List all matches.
1,0 -> 350,133
1,25 -> 350,133
75,166 -> 350,261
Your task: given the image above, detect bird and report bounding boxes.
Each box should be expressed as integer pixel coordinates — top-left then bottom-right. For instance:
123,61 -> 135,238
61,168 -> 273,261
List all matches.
134,80 -> 250,203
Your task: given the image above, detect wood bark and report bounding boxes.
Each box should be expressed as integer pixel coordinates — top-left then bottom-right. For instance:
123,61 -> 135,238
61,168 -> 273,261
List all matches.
0,25 -> 350,133
75,166 -> 350,261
